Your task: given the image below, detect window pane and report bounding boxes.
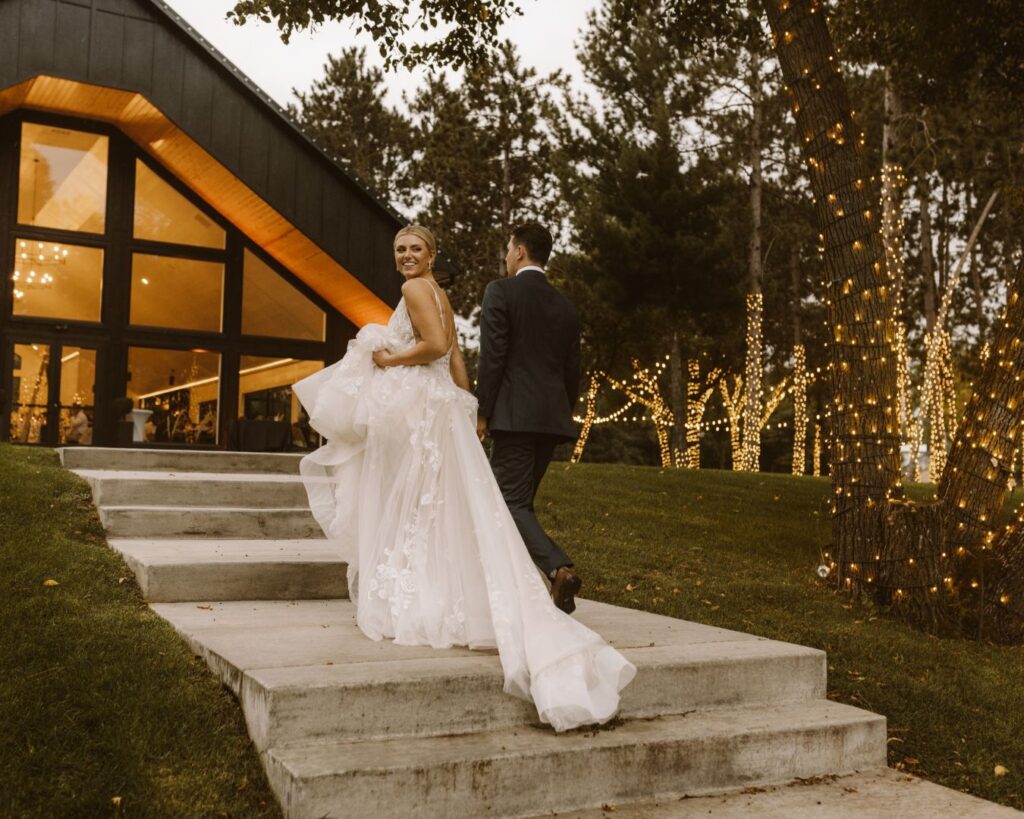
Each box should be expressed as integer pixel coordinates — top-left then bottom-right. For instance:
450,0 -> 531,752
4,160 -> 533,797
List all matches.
18,123 -> 108,233
130,254 -> 223,332
58,347 -> 97,446
133,160 -> 226,249
127,347 -> 220,445
10,343 -> 49,444
242,249 -> 326,341
11,238 -> 103,322
236,356 -> 323,450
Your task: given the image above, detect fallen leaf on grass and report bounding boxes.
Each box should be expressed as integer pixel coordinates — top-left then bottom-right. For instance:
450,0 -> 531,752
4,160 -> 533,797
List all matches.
43,579 -> 59,587
672,587 -> 681,594
111,796 -> 122,807
625,583 -> 637,592
995,765 -> 1009,777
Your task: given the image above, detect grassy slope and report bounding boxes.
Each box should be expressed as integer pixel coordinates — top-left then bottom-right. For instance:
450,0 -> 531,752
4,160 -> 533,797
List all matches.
0,445 -> 280,818
539,463 -> 1024,810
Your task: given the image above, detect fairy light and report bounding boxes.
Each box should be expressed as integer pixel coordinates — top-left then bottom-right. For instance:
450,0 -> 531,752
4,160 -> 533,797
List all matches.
571,374 -> 601,464
685,360 -> 722,468
741,291 -> 765,471
719,374 -> 746,470
792,343 -> 809,475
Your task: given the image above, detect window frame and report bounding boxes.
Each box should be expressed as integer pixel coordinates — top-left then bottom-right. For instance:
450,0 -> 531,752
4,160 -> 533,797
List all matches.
0,110 -> 352,448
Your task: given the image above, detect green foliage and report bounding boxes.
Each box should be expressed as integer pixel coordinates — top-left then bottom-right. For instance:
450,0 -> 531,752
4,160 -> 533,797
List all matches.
0,445 -> 278,817
290,47 -> 411,202
408,44 -> 566,314
228,0 -> 521,69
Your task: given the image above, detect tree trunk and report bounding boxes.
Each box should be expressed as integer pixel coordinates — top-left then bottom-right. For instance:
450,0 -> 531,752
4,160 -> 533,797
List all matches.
741,58 -> 765,473
761,0 -> 903,582
939,266 -> 1024,632
498,143 -> 512,278
669,331 -> 686,465
791,249 -> 808,475
921,178 -> 937,332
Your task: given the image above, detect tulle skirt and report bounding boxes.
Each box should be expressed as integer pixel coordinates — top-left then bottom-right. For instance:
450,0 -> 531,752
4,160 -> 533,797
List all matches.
294,324 -> 635,731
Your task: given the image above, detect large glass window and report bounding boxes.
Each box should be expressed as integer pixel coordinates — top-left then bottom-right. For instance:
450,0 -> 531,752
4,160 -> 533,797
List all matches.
242,250 -> 326,341
127,347 -> 221,444
11,238 -> 103,322
133,160 -> 226,249
130,254 -> 223,332
17,123 -> 108,234
237,356 -> 323,450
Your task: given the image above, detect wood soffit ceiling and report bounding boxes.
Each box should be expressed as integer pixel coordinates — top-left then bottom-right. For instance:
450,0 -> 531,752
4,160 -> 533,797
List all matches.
0,75 -> 394,328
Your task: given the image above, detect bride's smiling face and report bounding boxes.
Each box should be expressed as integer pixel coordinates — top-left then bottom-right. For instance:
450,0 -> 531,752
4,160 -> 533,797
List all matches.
394,234 -> 434,280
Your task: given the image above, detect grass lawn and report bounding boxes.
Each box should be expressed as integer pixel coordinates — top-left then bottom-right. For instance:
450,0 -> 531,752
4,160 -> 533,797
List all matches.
0,444 -> 280,818
540,462 -> 1024,810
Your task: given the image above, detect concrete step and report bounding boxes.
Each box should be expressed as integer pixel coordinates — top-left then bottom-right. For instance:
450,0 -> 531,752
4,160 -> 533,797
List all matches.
562,768 -> 1022,818
151,598 -> 826,750
262,699 -> 886,819
59,446 -> 304,475
98,505 -> 321,539
110,540 -> 347,603
76,470 -> 310,508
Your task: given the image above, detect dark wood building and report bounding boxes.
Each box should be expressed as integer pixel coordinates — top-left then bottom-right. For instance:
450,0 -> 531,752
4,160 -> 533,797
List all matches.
0,0 -> 406,449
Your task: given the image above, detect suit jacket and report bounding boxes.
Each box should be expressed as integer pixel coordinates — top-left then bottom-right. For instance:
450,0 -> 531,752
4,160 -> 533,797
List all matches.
475,269 -> 581,442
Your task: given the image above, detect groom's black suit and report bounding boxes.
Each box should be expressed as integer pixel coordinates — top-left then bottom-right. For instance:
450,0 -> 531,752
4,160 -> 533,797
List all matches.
476,268 -> 581,577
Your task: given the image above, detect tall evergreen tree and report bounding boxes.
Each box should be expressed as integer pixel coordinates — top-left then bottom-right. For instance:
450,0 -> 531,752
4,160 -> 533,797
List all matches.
290,48 -> 411,203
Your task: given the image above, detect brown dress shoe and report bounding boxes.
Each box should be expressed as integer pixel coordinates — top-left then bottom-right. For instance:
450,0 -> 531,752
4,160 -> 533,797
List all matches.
551,566 -> 582,614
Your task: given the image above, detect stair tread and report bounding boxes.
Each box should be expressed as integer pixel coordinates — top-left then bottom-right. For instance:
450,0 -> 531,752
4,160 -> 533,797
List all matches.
560,769 -> 1022,818
152,597 -> 820,677
75,469 -> 308,482
267,699 -> 881,775
111,539 -> 338,565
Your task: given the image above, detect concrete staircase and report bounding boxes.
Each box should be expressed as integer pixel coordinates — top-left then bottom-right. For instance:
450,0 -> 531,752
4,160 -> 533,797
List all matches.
62,447 -> 1020,818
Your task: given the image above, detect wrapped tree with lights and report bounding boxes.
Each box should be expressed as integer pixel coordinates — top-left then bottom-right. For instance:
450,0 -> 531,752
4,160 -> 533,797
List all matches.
761,0 -> 905,588
763,0 -> 1024,637
685,360 -> 722,468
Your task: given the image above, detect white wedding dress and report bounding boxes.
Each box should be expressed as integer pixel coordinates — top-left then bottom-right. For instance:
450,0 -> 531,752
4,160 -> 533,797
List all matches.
293,290 -> 635,732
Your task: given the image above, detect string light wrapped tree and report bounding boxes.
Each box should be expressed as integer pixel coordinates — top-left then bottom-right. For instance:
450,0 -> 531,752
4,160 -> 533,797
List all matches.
685,360 -> 722,468
763,0 -> 1024,637
762,0 -> 905,591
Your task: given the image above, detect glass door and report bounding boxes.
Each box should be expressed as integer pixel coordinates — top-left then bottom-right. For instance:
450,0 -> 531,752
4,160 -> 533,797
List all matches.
9,341 -> 98,446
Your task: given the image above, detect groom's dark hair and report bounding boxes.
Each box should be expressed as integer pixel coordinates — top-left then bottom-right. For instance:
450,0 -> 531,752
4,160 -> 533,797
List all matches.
510,222 -> 553,266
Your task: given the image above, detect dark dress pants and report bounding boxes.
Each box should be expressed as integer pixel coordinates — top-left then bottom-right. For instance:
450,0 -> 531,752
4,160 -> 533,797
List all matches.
489,431 -> 572,577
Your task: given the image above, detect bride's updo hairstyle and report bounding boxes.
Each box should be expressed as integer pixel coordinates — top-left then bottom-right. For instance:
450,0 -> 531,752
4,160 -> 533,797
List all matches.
395,224 -> 437,259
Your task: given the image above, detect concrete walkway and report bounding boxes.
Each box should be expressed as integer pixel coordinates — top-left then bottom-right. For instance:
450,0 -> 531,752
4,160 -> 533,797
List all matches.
63,447 -> 1021,818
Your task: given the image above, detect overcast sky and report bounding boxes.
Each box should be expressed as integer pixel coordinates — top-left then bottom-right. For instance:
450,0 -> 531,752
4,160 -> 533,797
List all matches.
161,1 -> 598,109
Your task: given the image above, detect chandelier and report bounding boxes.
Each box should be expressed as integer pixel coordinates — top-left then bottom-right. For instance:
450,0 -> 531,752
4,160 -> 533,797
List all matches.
11,239 -> 65,300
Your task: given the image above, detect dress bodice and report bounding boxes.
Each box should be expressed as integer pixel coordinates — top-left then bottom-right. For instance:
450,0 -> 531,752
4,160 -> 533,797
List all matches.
388,290 -> 453,369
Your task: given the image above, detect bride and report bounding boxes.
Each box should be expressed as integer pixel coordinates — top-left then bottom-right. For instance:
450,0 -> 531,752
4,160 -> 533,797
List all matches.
294,225 -> 635,732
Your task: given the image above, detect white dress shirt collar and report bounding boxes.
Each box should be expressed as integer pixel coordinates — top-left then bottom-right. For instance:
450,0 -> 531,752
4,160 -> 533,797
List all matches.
516,265 -> 545,276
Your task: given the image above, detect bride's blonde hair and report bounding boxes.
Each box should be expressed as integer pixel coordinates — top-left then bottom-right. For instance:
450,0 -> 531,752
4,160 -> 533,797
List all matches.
395,224 -> 437,258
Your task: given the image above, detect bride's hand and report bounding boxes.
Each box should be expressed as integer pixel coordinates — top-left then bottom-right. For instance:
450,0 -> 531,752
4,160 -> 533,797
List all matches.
372,349 -> 394,368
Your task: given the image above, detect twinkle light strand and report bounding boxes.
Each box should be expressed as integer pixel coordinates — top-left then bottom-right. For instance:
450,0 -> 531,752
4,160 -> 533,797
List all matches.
741,291 -> 765,472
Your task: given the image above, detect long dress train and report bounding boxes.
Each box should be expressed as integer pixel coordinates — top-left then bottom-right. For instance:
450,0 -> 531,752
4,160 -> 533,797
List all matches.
294,291 -> 635,732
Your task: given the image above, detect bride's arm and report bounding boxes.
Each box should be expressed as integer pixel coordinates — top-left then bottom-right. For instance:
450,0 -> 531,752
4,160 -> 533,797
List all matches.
449,342 -> 471,392
375,279 -> 449,367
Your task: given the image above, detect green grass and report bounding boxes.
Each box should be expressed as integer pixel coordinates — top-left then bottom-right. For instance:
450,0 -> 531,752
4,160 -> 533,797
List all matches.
0,444 -> 280,818
540,462 -> 1024,810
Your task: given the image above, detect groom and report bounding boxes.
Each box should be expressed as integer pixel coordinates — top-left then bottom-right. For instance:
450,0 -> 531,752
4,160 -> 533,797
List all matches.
475,222 -> 583,615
